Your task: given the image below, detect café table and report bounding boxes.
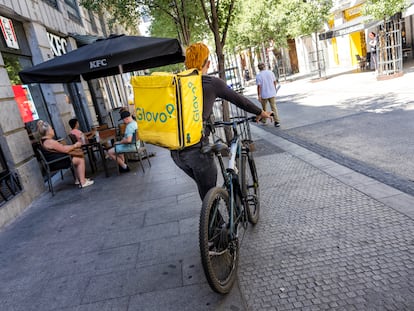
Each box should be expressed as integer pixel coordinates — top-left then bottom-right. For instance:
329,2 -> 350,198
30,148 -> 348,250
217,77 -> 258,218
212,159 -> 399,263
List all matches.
81,128 -> 116,177
81,139 -> 113,177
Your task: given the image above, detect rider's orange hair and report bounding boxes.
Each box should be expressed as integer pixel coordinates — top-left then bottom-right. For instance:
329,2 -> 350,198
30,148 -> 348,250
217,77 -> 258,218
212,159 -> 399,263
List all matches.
185,42 -> 210,71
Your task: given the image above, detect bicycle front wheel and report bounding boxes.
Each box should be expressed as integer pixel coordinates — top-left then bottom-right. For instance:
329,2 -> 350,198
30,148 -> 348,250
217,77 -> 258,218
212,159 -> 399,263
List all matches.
199,187 -> 239,294
242,153 -> 260,224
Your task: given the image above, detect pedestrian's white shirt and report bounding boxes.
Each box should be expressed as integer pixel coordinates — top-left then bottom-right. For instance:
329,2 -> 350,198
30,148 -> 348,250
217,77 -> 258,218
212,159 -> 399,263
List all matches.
256,70 -> 276,99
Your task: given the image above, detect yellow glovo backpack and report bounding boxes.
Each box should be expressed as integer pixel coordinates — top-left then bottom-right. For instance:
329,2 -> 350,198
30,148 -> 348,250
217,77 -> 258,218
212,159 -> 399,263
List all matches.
131,69 -> 203,150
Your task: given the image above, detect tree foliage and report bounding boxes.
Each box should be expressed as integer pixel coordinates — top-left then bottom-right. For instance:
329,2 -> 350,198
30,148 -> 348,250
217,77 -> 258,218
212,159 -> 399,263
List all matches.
226,0 -> 332,51
79,0 -> 141,32
199,0 -> 239,72
147,0 -> 207,45
362,0 -> 407,21
227,0 -> 289,50
283,0 -> 332,37
80,0 -> 205,45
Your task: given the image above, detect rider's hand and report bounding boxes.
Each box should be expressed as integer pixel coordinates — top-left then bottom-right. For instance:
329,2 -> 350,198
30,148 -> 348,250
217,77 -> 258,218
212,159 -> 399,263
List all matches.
256,110 -> 274,123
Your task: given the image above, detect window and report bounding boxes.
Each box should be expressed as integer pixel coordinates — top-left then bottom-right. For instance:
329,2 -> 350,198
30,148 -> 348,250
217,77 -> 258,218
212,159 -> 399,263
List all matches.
0,171 -> 23,206
88,10 -> 98,33
3,53 -> 52,136
0,143 -> 22,206
0,147 -> 7,176
65,0 -> 82,24
98,13 -> 108,37
42,0 -> 58,9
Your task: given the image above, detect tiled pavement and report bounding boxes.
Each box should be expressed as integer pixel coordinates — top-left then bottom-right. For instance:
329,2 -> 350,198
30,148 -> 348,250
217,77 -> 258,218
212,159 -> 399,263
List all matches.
0,143 -> 242,311
0,122 -> 413,310
240,126 -> 414,310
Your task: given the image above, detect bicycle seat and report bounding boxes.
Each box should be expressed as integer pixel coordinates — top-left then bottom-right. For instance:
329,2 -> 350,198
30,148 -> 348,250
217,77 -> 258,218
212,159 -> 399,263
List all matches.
201,142 -> 229,154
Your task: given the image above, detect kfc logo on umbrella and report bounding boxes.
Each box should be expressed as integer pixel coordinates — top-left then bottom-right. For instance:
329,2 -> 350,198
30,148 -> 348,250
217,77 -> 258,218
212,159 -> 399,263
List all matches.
90,59 -> 107,69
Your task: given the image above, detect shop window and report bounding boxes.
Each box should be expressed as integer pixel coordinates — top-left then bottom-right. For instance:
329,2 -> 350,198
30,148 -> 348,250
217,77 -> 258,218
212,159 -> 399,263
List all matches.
41,0 -> 59,10
3,53 -> 53,146
65,0 -> 82,24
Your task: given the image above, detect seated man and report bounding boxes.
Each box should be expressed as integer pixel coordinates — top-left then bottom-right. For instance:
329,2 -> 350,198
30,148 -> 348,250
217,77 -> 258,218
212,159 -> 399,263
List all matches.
108,111 -> 137,173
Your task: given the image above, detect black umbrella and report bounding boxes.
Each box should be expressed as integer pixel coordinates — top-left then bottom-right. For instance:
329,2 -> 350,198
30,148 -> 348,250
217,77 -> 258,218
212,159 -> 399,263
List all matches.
19,34 -> 185,84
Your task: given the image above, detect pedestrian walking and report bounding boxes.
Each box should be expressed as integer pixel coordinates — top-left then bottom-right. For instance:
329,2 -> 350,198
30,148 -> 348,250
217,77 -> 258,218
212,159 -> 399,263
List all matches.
256,62 -> 281,127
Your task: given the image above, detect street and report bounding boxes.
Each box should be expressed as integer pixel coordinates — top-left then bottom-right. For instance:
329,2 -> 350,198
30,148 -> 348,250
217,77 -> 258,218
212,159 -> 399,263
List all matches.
245,62 -> 414,196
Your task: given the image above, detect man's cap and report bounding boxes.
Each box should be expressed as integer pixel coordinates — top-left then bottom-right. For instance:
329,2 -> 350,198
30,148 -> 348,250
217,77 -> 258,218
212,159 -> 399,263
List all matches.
119,111 -> 131,121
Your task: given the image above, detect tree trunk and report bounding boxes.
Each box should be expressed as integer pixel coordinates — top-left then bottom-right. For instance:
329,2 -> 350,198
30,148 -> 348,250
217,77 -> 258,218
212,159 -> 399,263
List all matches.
315,32 -> 322,79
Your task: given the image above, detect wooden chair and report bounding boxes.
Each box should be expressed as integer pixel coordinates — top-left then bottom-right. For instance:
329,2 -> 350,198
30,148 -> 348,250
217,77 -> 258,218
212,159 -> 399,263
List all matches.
96,124 -> 109,131
118,123 -> 126,138
98,128 -> 116,145
115,130 -> 152,174
37,148 -> 75,196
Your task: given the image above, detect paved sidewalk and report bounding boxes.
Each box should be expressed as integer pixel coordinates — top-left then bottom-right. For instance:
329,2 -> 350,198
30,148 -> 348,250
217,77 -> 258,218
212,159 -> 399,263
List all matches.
1,63 -> 414,309
1,121 -> 413,310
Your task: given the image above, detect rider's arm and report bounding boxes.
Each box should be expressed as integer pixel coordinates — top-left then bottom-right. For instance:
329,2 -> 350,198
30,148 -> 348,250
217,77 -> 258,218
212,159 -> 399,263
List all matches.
210,77 -> 262,116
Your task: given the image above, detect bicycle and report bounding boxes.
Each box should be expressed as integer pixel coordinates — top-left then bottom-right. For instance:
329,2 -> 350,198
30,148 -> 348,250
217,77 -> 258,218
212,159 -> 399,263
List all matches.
199,115 -> 260,294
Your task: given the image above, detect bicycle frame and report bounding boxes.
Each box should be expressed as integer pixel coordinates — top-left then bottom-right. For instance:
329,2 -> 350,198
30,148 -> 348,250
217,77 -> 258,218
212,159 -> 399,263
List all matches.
199,115 -> 259,294
212,121 -> 249,240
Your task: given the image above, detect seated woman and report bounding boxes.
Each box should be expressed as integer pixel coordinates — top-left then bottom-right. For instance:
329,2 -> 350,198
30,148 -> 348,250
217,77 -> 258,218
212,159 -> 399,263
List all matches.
69,118 -> 96,144
37,120 -> 94,188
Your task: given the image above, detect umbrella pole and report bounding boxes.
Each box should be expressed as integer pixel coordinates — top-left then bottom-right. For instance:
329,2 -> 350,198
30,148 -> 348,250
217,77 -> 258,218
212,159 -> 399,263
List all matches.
118,64 -> 129,108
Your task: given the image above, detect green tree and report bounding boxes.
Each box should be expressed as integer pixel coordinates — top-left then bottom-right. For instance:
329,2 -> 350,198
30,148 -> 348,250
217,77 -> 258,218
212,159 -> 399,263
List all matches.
285,0 -> 332,78
363,0 -> 406,20
79,0 -> 141,33
196,0 -> 238,79
147,1 -> 206,45
227,0 -> 288,50
80,0 -> 203,46
283,0 -> 332,37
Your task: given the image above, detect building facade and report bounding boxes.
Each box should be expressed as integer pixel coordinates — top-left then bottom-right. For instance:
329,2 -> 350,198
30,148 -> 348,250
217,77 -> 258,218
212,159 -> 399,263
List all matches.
0,0 -> 132,228
294,0 -> 414,74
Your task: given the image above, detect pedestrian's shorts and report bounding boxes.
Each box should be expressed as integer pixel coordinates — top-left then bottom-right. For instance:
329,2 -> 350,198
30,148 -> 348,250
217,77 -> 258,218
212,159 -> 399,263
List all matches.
115,143 -> 137,153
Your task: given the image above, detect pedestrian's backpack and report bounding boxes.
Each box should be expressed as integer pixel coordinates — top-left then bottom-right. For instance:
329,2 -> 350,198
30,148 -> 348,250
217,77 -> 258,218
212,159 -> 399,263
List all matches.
130,69 -> 203,150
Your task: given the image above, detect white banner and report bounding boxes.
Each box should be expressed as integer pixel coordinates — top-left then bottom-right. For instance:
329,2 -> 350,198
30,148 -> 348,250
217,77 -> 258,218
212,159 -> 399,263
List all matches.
0,16 -> 19,49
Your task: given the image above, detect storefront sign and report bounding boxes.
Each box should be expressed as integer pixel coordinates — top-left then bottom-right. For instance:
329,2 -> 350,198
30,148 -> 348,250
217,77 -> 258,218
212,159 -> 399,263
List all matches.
12,85 -> 39,123
47,32 -> 67,56
0,16 -> 19,49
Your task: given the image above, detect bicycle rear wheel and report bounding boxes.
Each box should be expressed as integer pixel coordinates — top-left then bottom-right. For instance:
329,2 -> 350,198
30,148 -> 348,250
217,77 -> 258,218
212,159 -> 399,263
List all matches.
242,153 -> 260,224
199,187 -> 239,294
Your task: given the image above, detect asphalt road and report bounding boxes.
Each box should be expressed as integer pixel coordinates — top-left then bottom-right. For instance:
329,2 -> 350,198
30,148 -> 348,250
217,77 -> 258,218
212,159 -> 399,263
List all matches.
245,62 -> 414,196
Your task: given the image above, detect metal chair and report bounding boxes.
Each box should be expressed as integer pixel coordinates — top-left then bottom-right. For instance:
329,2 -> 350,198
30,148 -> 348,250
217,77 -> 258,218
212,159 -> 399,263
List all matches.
68,133 -> 77,144
37,148 -> 75,196
355,55 -> 367,71
115,130 -> 152,174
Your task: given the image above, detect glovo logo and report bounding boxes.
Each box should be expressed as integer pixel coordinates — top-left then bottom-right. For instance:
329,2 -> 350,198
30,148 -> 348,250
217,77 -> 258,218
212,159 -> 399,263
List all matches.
136,104 -> 175,123
187,81 -> 200,122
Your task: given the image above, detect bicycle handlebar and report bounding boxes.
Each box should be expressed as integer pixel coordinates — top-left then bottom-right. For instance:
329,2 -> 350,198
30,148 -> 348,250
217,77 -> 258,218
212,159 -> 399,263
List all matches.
213,116 -> 256,127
